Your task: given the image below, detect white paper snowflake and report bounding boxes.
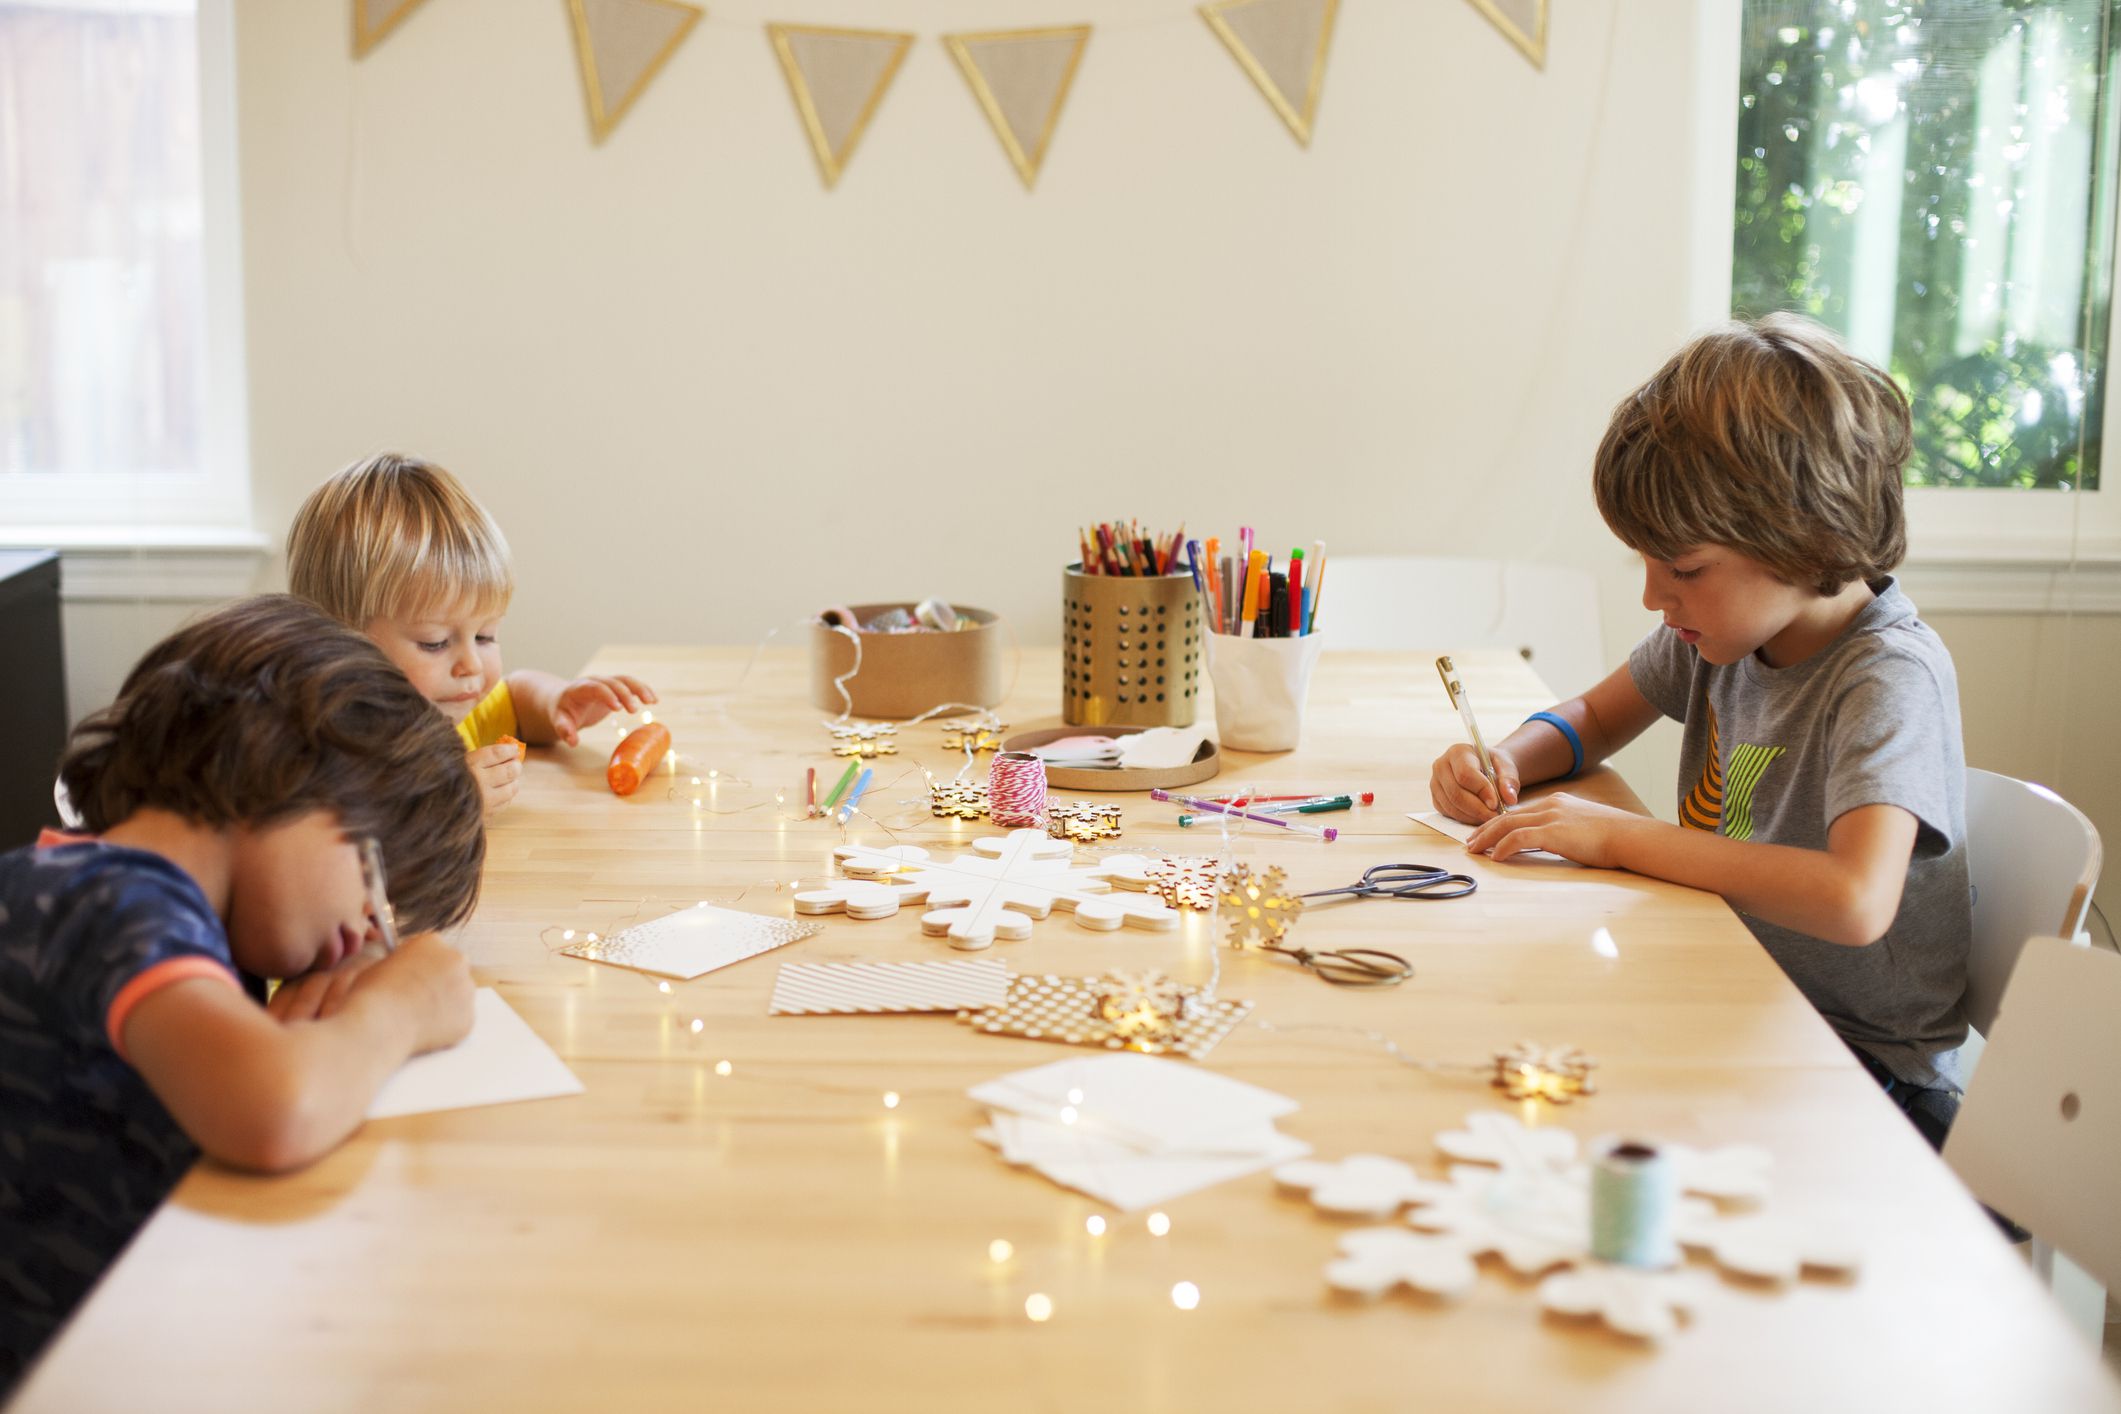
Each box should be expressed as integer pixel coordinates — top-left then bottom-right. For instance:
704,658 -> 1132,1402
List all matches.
1294,1112 -> 1860,1342
1325,1228 -> 1479,1301
1274,1155 -> 1431,1220
793,829 -> 1179,951
1538,1263 -> 1708,1342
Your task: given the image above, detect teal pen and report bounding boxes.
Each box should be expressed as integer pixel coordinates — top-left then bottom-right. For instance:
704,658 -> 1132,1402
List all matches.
1177,796 -> 1351,827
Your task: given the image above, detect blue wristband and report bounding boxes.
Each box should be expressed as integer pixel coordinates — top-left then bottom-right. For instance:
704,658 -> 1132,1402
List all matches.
1525,711 -> 1583,779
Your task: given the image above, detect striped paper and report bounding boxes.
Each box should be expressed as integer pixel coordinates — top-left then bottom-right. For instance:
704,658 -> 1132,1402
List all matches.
770,959 -> 1012,1015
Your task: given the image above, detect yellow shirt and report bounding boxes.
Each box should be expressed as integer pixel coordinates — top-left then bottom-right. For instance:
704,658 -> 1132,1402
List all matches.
455,680 -> 518,751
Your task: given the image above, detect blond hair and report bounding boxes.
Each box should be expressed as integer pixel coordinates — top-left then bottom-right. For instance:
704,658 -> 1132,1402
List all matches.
1593,313 -> 1912,596
287,453 -> 513,626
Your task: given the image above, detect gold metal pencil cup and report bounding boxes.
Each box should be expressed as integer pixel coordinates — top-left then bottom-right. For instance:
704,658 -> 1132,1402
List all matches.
1061,564 -> 1203,727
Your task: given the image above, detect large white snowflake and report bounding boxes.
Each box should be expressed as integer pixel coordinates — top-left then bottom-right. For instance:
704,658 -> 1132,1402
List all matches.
1280,1112 -> 1860,1342
792,828 -> 1179,951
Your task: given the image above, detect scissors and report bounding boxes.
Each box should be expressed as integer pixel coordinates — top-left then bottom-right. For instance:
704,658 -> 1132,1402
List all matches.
1301,863 -> 1478,904
1255,940 -> 1415,987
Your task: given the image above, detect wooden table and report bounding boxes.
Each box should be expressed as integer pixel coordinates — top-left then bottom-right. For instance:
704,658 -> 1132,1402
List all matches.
17,650 -> 2118,1412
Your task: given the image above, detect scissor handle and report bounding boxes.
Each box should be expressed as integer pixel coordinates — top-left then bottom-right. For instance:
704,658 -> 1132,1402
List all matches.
1265,944 -> 1413,987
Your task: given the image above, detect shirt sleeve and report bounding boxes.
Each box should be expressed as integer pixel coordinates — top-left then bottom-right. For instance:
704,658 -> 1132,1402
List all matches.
1626,626 -> 1695,723
454,679 -> 519,751
45,859 -> 241,1059
1823,651 -> 1958,857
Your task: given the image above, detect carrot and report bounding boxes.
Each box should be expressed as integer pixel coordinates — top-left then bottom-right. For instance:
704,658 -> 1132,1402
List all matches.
607,722 -> 672,796
498,734 -> 527,763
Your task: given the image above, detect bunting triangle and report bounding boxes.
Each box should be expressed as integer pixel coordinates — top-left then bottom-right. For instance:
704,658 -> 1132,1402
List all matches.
1199,0 -> 1338,148
1466,0 -> 1547,70
942,26 -> 1092,191
352,0 -> 431,59
566,0 -> 704,144
768,25 -> 915,190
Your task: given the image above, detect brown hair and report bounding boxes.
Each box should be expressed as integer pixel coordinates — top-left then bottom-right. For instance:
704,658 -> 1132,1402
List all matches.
57,595 -> 485,934
1593,312 -> 1912,595
286,452 -> 513,627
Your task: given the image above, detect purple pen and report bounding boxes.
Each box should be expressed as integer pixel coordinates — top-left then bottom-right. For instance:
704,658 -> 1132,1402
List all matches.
1150,788 -> 1338,841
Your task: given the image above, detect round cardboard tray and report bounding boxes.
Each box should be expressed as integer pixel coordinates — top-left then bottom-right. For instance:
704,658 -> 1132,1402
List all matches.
1001,725 -> 1221,793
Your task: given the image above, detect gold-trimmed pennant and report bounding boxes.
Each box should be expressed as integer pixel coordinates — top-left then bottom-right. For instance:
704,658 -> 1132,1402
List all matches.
768,24 -> 915,190
1466,0 -> 1547,70
942,25 -> 1091,191
566,0 -> 704,144
352,0 -> 431,59
1199,0 -> 1338,148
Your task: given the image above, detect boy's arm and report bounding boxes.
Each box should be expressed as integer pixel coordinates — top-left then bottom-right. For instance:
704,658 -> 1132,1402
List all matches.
120,935 -> 474,1173
1469,799 -> 1920,947
506,669 -> 657,748
1435,664 -> 1663,820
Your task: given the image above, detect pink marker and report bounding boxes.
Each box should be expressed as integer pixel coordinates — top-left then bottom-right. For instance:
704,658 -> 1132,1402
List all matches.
1151,789 -> 1337,841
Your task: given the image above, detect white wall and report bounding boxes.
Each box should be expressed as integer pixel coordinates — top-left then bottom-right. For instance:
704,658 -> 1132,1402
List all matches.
229,0 -> 1686,678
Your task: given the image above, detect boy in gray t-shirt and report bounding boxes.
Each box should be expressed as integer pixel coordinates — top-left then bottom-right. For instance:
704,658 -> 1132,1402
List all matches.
1428,313 -> 1972,1146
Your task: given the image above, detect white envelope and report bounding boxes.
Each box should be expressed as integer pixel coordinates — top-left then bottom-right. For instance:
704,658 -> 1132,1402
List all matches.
968,1053 -> 1298,1156
977,1114 -> 1312,1211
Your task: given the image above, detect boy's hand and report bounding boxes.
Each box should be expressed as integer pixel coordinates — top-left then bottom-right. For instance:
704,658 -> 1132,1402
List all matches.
360,934 -> 477,1055
267,941 -> 387,1023
470,740 -> 522,814
549,675 -> 658,747
1430,743 -> 1521,823
1464,792 -> 1643,867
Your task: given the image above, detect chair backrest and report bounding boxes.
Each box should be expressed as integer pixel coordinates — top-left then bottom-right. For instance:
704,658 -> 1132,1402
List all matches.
1943,935 -> 2121,1288
1961,768 -> 2102,1035
1317,557 -> 1604,699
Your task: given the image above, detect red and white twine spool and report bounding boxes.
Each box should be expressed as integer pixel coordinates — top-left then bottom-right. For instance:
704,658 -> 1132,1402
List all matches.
987,751 -> 1048,827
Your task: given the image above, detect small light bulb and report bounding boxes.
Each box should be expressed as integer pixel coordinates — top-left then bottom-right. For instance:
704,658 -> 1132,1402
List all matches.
586,933 -> 599,943
689,1018 -> 703,1034
657,981 -> 671,994
776,790 -> 786,804
1024,1293 -> 1053,1323
1059,1105 -> 1079,1126
1147,1212 -> 1171,1236
1066,1088 -> 1084,1105
692,776 -> 702,786
709,769 -> 719,779
883,1091 -> 900,1109
1170,1281 -> 1200,1311
988,1238 -> 1013,1264
693,797 -> 703,807
1085,1215 -> 1106,1237
714,1060 -> 732,1076
562,929 -> 575,941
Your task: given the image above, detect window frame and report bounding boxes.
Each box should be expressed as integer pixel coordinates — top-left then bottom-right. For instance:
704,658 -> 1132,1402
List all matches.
0,0 -> 253,542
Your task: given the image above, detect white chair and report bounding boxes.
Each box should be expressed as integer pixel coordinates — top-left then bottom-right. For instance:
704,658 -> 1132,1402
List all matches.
1316,556 -> 1603,697
1960,768 -> 2101,1037
1944,937 -> 2119,1344
1946,769 -> 2105,1345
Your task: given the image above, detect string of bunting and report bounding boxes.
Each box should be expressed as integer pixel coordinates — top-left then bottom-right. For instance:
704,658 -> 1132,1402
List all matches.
351,0 -> 1549,185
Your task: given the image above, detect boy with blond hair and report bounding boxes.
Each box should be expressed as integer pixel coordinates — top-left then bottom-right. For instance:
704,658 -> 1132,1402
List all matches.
1431,313 -> 1971,1145
0,596 -> 484,1385
287,453 -> 657,813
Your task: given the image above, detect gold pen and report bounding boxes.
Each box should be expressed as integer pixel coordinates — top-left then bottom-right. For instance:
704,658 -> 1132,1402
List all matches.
1435,656 -> 1506,812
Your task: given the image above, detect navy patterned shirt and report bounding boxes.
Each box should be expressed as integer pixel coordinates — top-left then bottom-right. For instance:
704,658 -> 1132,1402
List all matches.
0,841 -> 240,1388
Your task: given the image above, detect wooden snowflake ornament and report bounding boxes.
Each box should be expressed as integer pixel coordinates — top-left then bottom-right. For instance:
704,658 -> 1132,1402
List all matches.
1046,800 -> 1122,843
929,781 -> 990,820
1538,1263 -> 1708,1343
1490,1041 -> 1599,1104
939,719 -> 1008,754
1218,864 -> 1303,948
1087,967 -> 1200,1043
829,723 -> 899,758
1325,1228 -> 1479,1302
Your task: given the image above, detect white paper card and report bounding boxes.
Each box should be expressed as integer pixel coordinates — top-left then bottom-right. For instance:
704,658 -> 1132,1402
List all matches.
563,902 -> 821,981
1116,727 -> 1211,769
977,1115 -> 1312,1211
969,1053 -> 1298,1155
367,987 -> 583,1119
1408,809 -> 1565,861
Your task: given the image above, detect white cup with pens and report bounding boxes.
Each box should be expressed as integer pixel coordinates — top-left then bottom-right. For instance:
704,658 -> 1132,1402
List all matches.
1193,535 -> 1328,753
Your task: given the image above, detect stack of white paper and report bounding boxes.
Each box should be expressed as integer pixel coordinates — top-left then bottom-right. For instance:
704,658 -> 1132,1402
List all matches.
970,1053 -> 1310,1210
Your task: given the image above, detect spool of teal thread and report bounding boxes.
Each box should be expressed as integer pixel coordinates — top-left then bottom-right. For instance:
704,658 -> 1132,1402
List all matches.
1589,1139 -> 1679,1268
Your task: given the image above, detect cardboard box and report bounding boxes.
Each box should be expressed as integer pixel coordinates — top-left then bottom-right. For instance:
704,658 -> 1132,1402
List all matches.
809,604 -> 1007,718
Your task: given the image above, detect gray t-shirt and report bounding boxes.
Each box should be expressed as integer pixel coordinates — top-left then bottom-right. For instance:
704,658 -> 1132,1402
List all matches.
1628,577 -> 1971,1089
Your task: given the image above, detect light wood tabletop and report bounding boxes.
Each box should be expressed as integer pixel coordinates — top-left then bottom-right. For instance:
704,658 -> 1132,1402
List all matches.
16,648 -> 2118,1413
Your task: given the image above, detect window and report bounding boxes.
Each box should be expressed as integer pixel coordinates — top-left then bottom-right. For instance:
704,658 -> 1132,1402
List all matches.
1735,1 -> 2121,558
0,0 -> 249,534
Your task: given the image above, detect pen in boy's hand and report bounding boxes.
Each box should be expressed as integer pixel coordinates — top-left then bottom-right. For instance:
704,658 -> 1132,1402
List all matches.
359,837 -> 402,953
1435,655 -> 1507,814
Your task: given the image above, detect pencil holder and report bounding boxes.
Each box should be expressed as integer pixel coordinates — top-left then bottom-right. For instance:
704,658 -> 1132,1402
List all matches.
1203,631 -> 1326,752
1061,565 -> 1203,728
